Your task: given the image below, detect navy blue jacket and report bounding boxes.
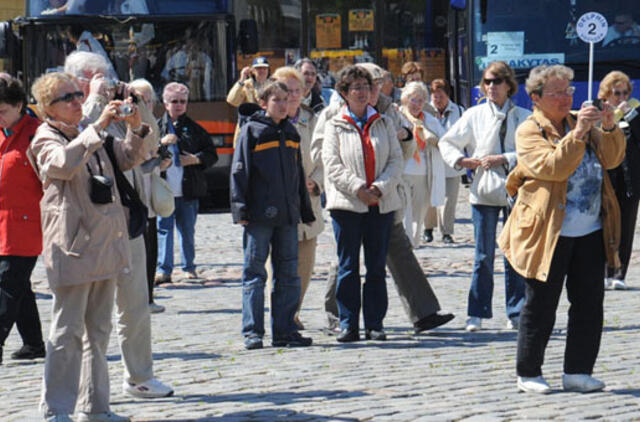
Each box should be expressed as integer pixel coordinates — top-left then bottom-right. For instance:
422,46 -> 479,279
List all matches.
608,106 -> 640,199
231,111 -> 315,226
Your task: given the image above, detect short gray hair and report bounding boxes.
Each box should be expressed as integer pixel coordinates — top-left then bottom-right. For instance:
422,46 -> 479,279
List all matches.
64,51 -> 111,78
525,65 -> 574,96
401,81 -> 429,103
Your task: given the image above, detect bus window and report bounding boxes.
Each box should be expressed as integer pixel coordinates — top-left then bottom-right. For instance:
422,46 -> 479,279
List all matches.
28,0 -> 230,17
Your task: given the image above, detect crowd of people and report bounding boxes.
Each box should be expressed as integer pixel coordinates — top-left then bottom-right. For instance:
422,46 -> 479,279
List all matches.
0,48 -> 637,420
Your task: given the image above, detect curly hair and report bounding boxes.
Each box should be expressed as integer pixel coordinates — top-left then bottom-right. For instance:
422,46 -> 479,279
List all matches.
335,65 -> 372,94
598,70 -> 632,100
31,72 -> 78,120
525,65 -> 574,96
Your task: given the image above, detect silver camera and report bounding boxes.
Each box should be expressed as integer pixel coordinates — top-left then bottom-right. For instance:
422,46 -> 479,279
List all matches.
118,104 -> 134,116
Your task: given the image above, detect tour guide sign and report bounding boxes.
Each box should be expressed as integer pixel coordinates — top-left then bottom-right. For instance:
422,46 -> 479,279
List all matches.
576,12 -> 608,101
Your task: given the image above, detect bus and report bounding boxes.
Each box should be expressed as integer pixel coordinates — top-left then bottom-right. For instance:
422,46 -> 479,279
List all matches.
0,0 -> 246,210
446,0 -> 640,109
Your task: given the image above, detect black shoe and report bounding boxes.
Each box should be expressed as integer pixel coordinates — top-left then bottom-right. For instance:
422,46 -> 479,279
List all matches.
336,328 -> 360,343
423,229 -> 434,243
442,234 -> 454,244
272,331 -> 312,347
11,344 -> 45,360
414,312 -> 455,334
244,336 -> 263,350
364,329 -> 386,341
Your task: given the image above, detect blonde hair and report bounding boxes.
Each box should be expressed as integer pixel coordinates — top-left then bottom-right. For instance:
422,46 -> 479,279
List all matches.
401,81 -> 429,104
525,65 -> 574,96
598,71 -> 632,100
480,61 -> 518,97
271,66 -> 304,87
130,78 -> 156,104
31,72 -> 78,120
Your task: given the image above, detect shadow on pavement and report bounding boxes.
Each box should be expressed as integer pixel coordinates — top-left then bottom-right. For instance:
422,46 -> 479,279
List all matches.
139,408 -> 359,421
107,351 -> 221,362
602,324 -> 640,332
178,308 -> 241,315
608,388 -> 640,397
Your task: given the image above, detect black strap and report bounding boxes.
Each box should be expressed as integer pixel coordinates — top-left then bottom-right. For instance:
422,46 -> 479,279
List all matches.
102,135 -> 143,208
498,112 -> 510,174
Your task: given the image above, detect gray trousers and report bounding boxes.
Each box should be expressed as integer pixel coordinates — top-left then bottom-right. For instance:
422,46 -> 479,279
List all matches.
325,221 -> 441,325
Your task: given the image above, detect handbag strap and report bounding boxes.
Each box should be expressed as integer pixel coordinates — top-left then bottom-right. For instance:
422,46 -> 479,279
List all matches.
103,135 -> 144,209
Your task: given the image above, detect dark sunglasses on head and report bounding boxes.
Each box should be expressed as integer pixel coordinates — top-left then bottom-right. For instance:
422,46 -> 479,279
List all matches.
484,78 -> 504,86
49,91 -> 84,105
170,99 -> 187,104
613,90 -> 629,97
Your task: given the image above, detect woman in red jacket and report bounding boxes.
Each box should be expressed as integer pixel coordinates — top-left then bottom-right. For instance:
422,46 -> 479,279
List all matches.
0,74 -> 45,365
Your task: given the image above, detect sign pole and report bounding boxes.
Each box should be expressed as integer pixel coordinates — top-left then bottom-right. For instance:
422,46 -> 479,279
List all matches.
576,12 -> 608,103
588,41 -> 594,101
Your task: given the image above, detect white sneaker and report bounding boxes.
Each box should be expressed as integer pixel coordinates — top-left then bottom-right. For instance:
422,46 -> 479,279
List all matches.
506,316 -> 519,330
612,279 -> 627,290
123,377 -> 174,398
562,374 -> 605,393
149,302 -> 165,314
45,414 -> 73,422
75,412 -> 130,422
465,317 -> 482,332
604,278 -> 613,290
517,376 -> 551,394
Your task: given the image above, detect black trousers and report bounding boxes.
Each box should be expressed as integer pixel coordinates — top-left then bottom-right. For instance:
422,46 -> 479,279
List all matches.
516,230 -> 604,377
0,255 -> 44,347
144,217 -> 158,304
607,194 -> 639,280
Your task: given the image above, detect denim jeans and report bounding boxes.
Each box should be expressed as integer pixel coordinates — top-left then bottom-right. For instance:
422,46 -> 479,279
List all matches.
469,204 -> 525,319
241,222 -> 300,339
157,197 -> 199,274
330,207 -> 394,331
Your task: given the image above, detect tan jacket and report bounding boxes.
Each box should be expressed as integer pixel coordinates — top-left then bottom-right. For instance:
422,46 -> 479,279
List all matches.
295,105 -> 324,240
498,109 -> 625,282
226,78 -> 259,107
29,123 -> 144,288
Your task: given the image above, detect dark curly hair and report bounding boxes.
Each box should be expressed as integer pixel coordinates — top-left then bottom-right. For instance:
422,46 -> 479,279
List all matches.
0,74 -> 27,114
335,65 -> 372,95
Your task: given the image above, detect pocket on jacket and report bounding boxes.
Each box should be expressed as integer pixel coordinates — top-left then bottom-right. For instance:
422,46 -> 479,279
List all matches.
66,223 -> 90,258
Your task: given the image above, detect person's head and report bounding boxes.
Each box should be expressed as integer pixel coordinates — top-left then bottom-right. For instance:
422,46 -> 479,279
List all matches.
251,56 -> 270,83
162,82 -> 189,120
480,61 -> 518,106
526,64 -> 575,123
335,65 -> 372,115
129,78 -> 156,109
358,63 -> 384,106
401,81 -> 429,117
598,70 -> 632,108
0,74 -> 27,128
380,70 -> 395,97
272,67 -> 304,117
258,80 -> 289,124
613,13 -> 634,34
401,61 -> 424,84
31,72 -> 84,126
430,79 -> 451,112
294,58 -> 318,97
64,51 -> 111,98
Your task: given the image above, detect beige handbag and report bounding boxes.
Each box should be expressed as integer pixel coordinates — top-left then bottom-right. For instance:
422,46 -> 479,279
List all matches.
150,172 -> 175,217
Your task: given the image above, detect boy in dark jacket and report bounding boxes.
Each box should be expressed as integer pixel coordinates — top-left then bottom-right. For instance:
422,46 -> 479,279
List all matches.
231,80 -> 315,350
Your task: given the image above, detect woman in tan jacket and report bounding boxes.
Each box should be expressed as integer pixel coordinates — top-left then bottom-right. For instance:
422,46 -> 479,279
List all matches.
498,65 -> 625,394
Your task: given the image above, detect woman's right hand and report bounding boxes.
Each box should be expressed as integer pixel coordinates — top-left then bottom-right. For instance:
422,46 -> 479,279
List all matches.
457,157 -> 481,170
240,67 -> 252,82
357,185 -> 378,205
93,101 -> 119,131
574,104 -> 600,140
160,134 -> 178,146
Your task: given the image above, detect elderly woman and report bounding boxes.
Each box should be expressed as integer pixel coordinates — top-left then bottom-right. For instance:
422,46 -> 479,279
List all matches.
598,71 -> 640,290
439,61 -> 531,332
499,64 -> 625,394
323,65 -> 403,342
0,75 -> 45,365
29,72 -> 145,422
399,81 -> 445,247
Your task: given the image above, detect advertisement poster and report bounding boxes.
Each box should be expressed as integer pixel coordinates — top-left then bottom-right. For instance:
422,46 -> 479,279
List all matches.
348,9 -> 374,32
316,14 -> 341,49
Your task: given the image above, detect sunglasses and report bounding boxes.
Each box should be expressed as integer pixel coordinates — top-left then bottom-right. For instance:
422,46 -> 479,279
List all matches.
349,84 -> 371,92
483,78 -> 504,86
613,90 -> 629,97
49,91 -> 84,105
170,99 -> 187,104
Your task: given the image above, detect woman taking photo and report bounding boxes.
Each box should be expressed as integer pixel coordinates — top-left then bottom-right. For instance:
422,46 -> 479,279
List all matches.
323,65 -> 403,342
499,64 -> 624,394
30,72 -> 146,421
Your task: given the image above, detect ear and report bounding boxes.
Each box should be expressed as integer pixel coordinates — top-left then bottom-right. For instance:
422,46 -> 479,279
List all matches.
530,92 -> 541,106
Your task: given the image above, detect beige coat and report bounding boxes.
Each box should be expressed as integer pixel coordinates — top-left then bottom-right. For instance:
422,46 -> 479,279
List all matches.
498,109 -> 625,282
226,78 -> 259,107
29,123 -> 145,288
322,110 -> 403,214
295,105 -> 324,240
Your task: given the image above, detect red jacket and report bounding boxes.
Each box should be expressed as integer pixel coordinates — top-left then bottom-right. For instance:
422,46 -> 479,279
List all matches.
0,114 -> 42,256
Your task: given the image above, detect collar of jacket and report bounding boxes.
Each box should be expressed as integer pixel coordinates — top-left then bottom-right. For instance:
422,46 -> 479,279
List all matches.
335,105 -> 380,131
249,111 -> 290,129
531,107 -> 576,141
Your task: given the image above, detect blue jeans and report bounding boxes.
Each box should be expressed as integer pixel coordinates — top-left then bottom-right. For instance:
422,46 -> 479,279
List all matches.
241,222 -> 301,339
157,197 -> 199,274
330,207 -> 393,331
470,204 -> 525,319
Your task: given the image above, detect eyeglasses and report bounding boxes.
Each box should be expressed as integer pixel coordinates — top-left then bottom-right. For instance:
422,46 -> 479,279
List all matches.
170,99 -> 187,104
409,97 -> 426,105
613,90 -> 630,97
483,78 -> 504,86
49,91 -> 84,105
349,84 -> 371,92
542,86 -> 576,98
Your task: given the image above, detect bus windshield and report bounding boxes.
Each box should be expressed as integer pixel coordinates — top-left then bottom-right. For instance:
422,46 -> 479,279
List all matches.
28,0 -> 230,17
471,0 -> 640,82
21,18 -> 229,102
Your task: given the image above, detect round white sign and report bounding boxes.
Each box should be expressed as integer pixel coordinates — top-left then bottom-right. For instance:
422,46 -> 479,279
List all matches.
576,12 -> 608,43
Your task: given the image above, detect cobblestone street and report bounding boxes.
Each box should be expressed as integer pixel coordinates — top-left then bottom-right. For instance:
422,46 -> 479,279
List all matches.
2,189 -> 640,421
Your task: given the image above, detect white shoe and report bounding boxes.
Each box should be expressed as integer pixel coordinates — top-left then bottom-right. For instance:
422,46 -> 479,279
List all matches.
123,377 -> 174,398
506,316 -> 519,330
517,376 -> 551,394
465,317 -> 482,332
149,302 -> 165,314
45,414 -> 73,422
604,278 -> 613,290
75,412 -> 130,422
612,279 -> 626,290
562,374 -> 605,393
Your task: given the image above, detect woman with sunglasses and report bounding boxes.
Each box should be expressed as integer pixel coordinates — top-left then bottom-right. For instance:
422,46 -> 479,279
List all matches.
499,64 -> 624,393
439,61 -> 530,332
598,71 -> 640,290
29,72 -> 147,421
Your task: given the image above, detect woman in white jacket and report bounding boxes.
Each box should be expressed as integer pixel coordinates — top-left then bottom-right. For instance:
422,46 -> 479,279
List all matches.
323,65 -> 403,342
439,61 -> 531,332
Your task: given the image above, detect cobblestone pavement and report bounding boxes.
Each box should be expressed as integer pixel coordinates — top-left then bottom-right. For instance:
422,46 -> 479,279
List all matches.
3,188 -> 640,421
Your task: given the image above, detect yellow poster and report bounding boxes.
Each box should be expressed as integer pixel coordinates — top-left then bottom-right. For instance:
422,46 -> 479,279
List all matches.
348,9 -> 374,32
316,14 -> 341,49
